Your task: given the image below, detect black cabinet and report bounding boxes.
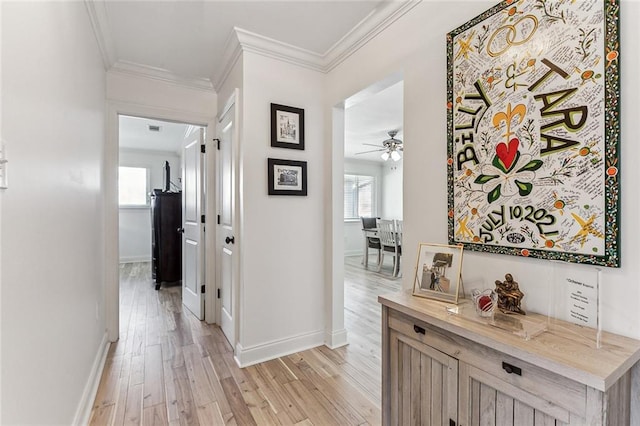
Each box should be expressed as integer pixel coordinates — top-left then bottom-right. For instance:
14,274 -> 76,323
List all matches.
151,190 -> 182,290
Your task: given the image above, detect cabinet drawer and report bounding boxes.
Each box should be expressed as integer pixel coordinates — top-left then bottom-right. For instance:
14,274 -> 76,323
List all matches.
388,309 -> 587,417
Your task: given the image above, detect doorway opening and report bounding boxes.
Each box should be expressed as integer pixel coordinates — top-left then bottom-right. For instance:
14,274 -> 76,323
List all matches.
334,71 -> 404,360
117,114 -> 207,324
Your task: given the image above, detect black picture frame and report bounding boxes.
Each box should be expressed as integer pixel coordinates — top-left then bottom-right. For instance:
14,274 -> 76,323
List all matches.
268,158 -> 307,196
270,103 -> 305,150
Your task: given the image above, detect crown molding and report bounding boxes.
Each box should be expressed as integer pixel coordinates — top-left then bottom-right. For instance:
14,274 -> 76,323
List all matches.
323,0 -> 421,72
215,0 -> 421,86
214,27 -> 326,91
84,0 -> 116,69
236,28 -> 325,72
213,28 -> 244,92
110,60 -> 215,92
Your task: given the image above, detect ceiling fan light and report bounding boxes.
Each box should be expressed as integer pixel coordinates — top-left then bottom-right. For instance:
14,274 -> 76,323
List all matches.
391,150 -> 401,161
381,151 -> 390,161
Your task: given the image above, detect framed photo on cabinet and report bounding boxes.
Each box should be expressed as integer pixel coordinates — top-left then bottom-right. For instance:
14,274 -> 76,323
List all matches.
413,243 -> 464,304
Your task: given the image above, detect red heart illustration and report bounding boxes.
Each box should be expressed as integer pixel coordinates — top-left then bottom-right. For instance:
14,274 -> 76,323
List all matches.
496,138 -> 519,170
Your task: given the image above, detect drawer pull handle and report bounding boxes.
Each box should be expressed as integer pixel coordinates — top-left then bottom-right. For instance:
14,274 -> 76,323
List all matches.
502,361 -> 522,376
413,325 -> 426,335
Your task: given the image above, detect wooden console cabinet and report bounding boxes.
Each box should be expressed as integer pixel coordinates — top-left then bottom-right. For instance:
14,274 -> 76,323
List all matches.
379,291 -> 640,426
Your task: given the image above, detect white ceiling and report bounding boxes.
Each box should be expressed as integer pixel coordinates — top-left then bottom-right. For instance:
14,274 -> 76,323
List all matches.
345,80 -> 403,162
119,116 -> 192,153
102,1 -> 404,160
102,1 -> 390,83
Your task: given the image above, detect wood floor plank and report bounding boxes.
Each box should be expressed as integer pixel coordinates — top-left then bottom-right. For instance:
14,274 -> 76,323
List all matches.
143,402 -> 169,426
143,344 -> 165,408
123,383 -> 143,426
163,357 -> 180,424
202,356 -> 234,420
113,355 -> 133,425
90,259 -> 396,425
130,354 -> 144,386
196,401 -> 225,426
249,361 -> 307,424
89,403 -> 116,426
220,377 -> 257,426
282,379 -> 346,426
172,365 -> 200,426
93,354 -> 124,409
183,344 -> 216,407
295,358 -> 367,425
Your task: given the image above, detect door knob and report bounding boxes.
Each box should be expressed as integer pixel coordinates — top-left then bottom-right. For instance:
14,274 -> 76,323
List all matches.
177,227 -> 184,233
225,236 -> 235,244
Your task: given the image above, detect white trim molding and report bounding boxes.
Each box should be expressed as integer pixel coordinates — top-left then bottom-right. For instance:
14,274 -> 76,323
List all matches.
214,0 -> 421,92
236,28 -> 325,72
110,61 -> 215,92
324,328 -> 348,349
84,0 -> 116,69
213,29 -> 244,92
323,0 -> 421,72
72,333 -> 110,426
119,256 -> 151,264
234,330 -> 325,368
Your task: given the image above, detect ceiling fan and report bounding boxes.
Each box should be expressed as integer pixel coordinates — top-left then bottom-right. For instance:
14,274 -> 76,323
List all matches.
355,130 -> 403,161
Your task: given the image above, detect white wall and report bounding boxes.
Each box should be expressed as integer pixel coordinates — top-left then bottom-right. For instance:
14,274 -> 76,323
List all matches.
118,149 -> 180,263
107,72 -> 217,118
0,1 -> 4,418
381,160 -> 403,220
326,0 -> 640,418
1,2 -> 106,424
236,51 -> 326,365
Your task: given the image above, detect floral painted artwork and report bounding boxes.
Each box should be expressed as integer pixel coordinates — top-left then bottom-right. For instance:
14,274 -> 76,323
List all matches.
447,0 -> 620,267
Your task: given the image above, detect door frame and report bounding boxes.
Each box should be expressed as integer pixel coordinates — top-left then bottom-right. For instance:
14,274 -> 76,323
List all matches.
105,101 -> 217,342
328,71 -> 404,349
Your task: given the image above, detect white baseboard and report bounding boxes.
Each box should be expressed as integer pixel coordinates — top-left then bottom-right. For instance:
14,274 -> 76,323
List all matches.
234,330 -> 325,368
119,256 -> 151,264
73,333 -> 110,426
324,328 -> 348,349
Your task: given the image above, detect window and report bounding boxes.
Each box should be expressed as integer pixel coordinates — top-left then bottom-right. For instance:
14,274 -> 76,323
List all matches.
119,166 -> 149,206
344,174 -> 376,219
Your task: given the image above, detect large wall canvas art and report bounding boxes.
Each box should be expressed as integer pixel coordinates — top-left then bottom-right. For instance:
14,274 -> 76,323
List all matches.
447,0 -> 620,267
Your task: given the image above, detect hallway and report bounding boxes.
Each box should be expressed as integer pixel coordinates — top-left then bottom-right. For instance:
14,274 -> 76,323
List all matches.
89,261 -> 400,425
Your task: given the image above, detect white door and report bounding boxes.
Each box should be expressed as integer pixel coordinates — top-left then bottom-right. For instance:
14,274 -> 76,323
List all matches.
182,128 -> 205,319
218,99 -> 236,346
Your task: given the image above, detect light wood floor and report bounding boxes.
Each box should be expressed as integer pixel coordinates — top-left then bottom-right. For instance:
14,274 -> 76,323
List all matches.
89,256 -> 401,425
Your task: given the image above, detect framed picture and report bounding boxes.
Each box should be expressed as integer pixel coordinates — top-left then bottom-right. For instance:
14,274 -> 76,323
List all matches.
268,158 -> 307,196
413,243 -> 464,304
447,0 -> 621,267
271,103 -> 305,150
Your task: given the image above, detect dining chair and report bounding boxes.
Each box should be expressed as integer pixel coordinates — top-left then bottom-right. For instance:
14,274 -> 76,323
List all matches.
361,216 -> 381,267
377,219 -> 402,277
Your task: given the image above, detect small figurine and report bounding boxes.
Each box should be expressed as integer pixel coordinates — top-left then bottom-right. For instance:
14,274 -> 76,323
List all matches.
494,273 -> 525,315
